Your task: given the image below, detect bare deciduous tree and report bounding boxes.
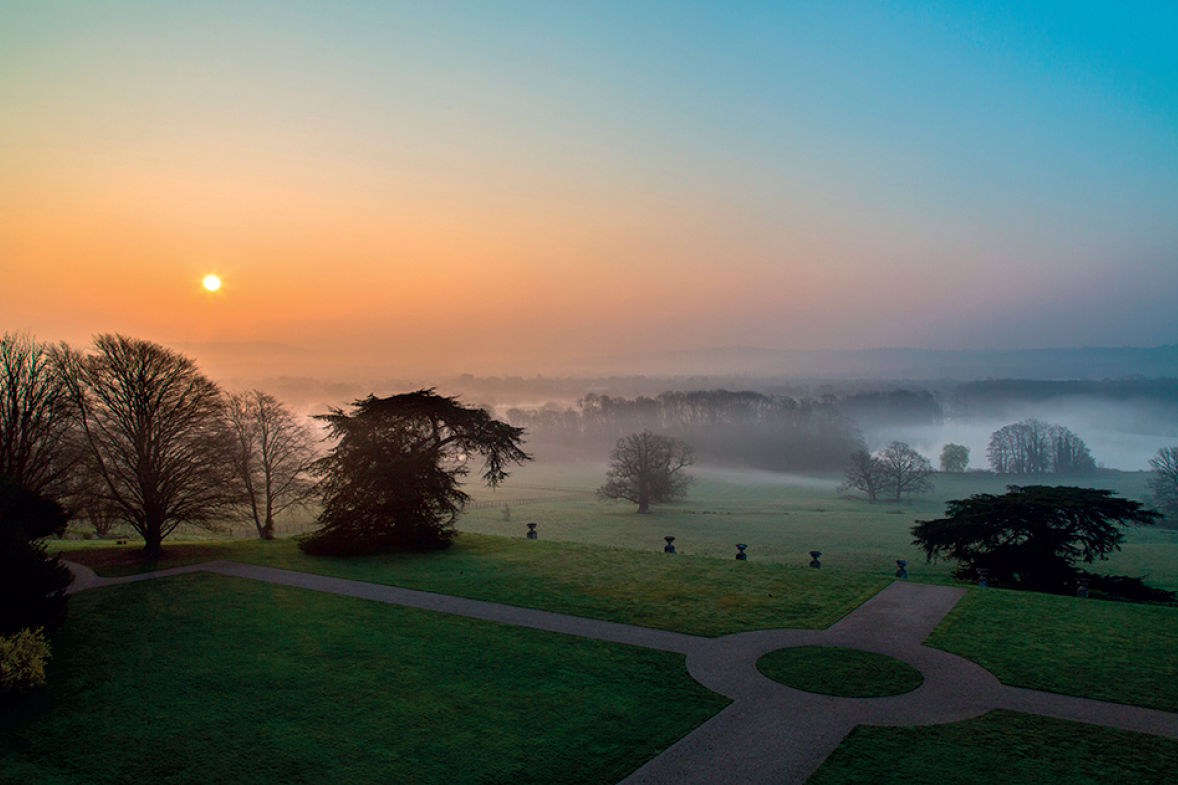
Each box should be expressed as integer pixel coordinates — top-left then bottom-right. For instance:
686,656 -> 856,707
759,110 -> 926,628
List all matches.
841,449 -> 885,502
878,441 -> 934,501
597,430 -> 693,513
55,335 -> 240,557
1148,446 -> 1178,524
0,332 -> 78,497
226,390 -> 318,539
987,419 -> 1095,474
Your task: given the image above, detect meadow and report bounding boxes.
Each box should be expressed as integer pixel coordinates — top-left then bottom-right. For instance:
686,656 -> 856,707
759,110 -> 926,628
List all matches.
458,461 -> 1178,591
17,462 -> 1177,784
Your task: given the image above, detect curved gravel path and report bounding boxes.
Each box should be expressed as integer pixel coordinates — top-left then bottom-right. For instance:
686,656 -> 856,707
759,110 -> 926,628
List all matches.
65,561 -> 1178,784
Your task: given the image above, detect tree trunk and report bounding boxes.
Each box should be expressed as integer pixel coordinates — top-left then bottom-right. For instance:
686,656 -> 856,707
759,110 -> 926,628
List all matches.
261,514 -> 275,540
141,527 -> 164,559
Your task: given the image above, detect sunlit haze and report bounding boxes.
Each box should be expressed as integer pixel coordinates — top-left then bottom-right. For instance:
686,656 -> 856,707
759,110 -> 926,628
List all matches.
2,2 -> 1175,376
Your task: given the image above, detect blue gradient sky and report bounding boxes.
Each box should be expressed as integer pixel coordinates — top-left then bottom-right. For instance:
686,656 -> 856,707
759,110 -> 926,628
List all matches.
2,1 -> 1175,373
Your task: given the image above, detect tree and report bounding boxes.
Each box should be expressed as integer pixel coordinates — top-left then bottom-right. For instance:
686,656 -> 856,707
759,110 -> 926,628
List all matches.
0,475 -> 72,635
0,332 -> 79,499
301,390 -> 530,555
986,419 -> 1095,474
840,449 -> 885,502
939,443 -> 969,473
912,485 -> 1161,594
1147,446 -> 1178,524
55,335 -> 240,557
226,390 -> 317,539
597,430 -> 693,513
877,441 -> 933,500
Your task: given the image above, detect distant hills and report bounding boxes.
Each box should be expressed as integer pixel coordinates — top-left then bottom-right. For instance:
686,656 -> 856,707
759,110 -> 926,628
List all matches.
579,345 -> 1178,380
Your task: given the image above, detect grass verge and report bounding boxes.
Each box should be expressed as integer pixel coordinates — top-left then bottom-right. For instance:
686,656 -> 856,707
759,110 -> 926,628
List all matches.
58,533 -> 888,637
756,646 -> 923,697
0,573 -> 728,785
926,587 -> 1178,712
807,709 -> 1178,785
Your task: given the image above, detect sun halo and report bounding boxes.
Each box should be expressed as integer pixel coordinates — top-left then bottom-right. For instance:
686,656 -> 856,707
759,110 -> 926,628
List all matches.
202,274 -> 222,292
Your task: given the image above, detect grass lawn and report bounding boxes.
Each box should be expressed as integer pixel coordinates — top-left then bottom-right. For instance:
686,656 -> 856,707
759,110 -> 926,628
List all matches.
58,534 -> 888,638
808,710 -> 1178,785
0,573 -> 728,785
756,646 -> 923,697
926,587 -> 1178,713
456,462 -> 1178,591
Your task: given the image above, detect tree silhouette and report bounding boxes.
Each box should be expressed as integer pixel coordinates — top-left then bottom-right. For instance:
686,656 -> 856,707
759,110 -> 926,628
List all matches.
912,485 -> 1161,594
0,332 -> 79,499
1147,446 -> 1178,524
227,390 -> 317,539
598,430 -> 693,513
56,335 -> 240,557
301,390 -> 530,555
841,449 -> 885,502
878,441 -> 933,501
0,476 -> 73,635
939,443 -> 969,472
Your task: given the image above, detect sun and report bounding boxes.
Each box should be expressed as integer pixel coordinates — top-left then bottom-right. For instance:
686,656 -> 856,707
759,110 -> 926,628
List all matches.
202,274 -> 222,292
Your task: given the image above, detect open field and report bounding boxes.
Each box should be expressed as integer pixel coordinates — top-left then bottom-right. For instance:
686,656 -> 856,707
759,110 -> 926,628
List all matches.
457,461 -> 1178,590
0,573 -> 727,785
59,461 -> 1176,590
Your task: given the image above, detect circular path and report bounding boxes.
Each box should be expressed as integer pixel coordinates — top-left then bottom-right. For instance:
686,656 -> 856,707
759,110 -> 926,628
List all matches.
65,561 -> 1178,784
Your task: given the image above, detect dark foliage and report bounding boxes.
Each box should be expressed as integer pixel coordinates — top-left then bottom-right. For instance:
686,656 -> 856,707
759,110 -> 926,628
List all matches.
301,390 -> 531,556
912,485 -> 1164,598
0,476 -> 73,635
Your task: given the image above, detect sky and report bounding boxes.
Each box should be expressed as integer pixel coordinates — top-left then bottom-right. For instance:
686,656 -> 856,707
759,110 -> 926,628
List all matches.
2,1 -> 1176,376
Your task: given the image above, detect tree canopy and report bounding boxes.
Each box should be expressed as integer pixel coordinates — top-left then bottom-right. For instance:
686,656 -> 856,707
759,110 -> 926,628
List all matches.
912,485 -> 1162,595
56,335 -> 240,556
301,390 -> 530,555
0,476 -> 73,635
986,419 -> 1095,474
939,443 -> 969,472
597,430 -> 693,513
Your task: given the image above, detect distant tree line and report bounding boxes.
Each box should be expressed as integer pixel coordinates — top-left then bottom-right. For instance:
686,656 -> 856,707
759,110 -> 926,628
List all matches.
505,390 -> 863,472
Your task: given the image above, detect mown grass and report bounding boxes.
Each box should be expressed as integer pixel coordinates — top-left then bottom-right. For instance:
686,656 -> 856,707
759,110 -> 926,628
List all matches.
808,710 -> 1178,785
59,533 -> 889,637
756,646 -> 923,697
0,573 -> 728,785
927,587 -> 1178,713
457,462 -> 1178,590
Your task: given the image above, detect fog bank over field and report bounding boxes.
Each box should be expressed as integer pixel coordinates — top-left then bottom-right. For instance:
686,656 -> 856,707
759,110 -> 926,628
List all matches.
181,341 -> 1178,474
867,396 -> 1178,472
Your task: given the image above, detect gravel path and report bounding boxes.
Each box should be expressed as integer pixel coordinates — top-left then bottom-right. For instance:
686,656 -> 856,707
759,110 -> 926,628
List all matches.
64,560 -> 1178,784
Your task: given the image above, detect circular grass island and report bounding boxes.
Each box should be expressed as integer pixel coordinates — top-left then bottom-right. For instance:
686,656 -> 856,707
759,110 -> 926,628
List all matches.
756,646 -> 924,698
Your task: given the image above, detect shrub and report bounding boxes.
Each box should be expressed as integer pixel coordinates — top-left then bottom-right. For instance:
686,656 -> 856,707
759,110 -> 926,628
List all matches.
0,627 -> 51,695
